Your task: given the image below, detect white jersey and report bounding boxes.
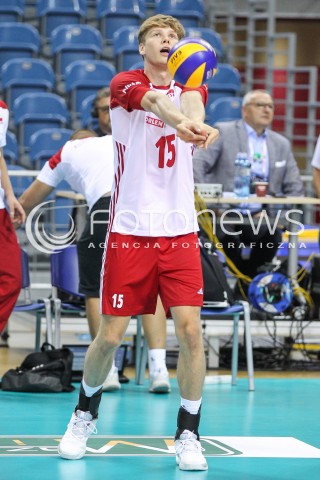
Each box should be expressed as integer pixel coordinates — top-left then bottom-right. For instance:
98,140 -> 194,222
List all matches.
38,135 -> 114,211
311,135 -> 320,169
0,100 -> 9,209
109,69 -> 208,237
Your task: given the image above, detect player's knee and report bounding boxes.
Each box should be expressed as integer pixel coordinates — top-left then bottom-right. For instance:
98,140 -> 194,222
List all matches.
177,322 -> 203,350
98,329 -> 123,351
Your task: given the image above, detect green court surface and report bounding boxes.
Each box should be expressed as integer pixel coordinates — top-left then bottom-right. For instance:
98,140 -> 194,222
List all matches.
0,378 -> 319,479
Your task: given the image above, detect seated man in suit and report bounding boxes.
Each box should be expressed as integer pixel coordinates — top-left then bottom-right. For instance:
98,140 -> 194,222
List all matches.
311,135 -> 320,197
193,89 -> 304,279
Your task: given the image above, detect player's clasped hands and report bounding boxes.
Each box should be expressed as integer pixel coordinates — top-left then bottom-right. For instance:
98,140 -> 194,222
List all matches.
176,120 -> 219,149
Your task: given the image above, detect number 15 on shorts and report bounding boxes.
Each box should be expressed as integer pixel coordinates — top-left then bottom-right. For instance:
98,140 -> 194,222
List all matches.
112,294 -> 124,308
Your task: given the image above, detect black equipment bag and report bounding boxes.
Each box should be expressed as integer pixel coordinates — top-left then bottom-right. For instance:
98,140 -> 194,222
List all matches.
200,245 -> 235,306
0,343 -> 74,393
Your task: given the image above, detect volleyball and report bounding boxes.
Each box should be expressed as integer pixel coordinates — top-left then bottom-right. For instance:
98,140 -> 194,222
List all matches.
167,37 -> 218,88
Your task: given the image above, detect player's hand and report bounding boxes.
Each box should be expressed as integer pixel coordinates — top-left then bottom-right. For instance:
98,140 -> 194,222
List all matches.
6,194 -> 26,227
176,121 -> 207,144
195,125 -> 219,149
176,121 -> 219,148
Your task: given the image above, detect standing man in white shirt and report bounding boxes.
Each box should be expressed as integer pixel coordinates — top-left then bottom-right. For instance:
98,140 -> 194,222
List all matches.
311,135 -> 320,197
58,14 -> 219,471
0,100 -> 25,340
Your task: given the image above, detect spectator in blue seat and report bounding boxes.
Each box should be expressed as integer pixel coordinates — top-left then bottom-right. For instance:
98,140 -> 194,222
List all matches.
91,87 -> 112,137
193,89 -> 304,278
311,135 -> 320,198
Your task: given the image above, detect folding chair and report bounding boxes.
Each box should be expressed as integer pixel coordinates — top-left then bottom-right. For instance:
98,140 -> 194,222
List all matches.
51,24 -> 103,78
155,0 -> 205,28
113,26 -> 141,72
135,301 -> 255,391
13,249 -> 52,351
1,58 -> 55,110
0,23 -> 40,69
97,0 -> 146,44
50,245 -> 86,348
206,96 -> 242,125
0,0 -> 24,22
65,59 -> 116,116
37,0 -> 87,39
200,301 -> 255,391
12,92 -> 69,152
4,131 -> 18,164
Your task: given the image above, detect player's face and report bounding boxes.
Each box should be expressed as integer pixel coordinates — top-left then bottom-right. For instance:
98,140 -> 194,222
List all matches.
139,27 -> 179,65
96,96 -> 111,132
242,93 -> 274,132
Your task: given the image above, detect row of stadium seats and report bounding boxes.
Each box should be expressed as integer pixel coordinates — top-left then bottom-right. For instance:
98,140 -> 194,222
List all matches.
5,95 -> 243,167
5,59 -> 240,154
0,23 -> 224,81
0,0 -> 206,41
2,49 -> 239,113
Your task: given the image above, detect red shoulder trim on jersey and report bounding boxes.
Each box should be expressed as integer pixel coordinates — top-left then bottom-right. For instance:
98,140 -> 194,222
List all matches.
110,70 -> 149,111
0,100 -> 8,110
48,147 -> 63,169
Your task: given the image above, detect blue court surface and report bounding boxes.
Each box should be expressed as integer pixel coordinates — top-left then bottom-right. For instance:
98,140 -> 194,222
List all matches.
1,378 -> 319,480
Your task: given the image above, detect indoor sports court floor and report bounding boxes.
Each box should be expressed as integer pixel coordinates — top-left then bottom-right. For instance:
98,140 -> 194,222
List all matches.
1,375 -> 319,480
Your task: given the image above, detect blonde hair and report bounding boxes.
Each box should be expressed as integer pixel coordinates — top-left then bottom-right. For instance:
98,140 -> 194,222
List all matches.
138,14 -> 185,44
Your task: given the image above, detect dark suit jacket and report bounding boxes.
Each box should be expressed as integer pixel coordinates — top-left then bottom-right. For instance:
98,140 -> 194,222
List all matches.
193,119 -> 304,196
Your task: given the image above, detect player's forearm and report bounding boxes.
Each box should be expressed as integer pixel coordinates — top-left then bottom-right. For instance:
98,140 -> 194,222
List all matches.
180,90 -> 205,122
19,180 -> 53,215
0,152 -> 15,199
141,90 -> 188,130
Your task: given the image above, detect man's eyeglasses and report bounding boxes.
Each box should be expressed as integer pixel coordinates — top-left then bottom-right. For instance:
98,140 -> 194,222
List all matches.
248,102 -> 275,110
97,106 -> 110,113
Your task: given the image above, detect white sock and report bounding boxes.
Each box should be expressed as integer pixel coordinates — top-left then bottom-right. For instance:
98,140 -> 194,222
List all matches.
109,360 -> 117,374
181,397 -> 202,415
148,348 -> 167,375
82,378 -> 103,397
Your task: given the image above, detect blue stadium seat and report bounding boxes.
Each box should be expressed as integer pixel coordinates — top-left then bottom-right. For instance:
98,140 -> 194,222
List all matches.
51,24 -> 103,78
97,0 -> 146,44
65,60 -> 116,116
155,0 -> 205,28
206,96 -> 242,125
29,127 -> 73,169
0,23 -> 40,71
0,0 -> 24,22
129,60 -> 144,70
207,64 -> 242,102
37,0 -> 87,39
80,94 -> 98,130
7,165 -> 34,197
185,27 -> 224,60
1,58 -> 55,110
13,92 -> 69,152
113,26 -> 141,72
4,131 -> 18,164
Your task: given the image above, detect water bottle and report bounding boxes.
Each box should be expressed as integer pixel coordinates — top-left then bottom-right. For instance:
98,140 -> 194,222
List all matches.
234,153 -> 243,197
240,153 -> 251,197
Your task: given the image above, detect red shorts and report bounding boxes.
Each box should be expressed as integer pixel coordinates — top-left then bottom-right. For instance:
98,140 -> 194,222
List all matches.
0,208 -> 21,332
100,232 -> 203,316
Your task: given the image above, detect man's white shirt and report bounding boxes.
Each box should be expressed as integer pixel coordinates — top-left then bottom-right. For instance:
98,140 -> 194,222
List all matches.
38,135 -> 114,211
